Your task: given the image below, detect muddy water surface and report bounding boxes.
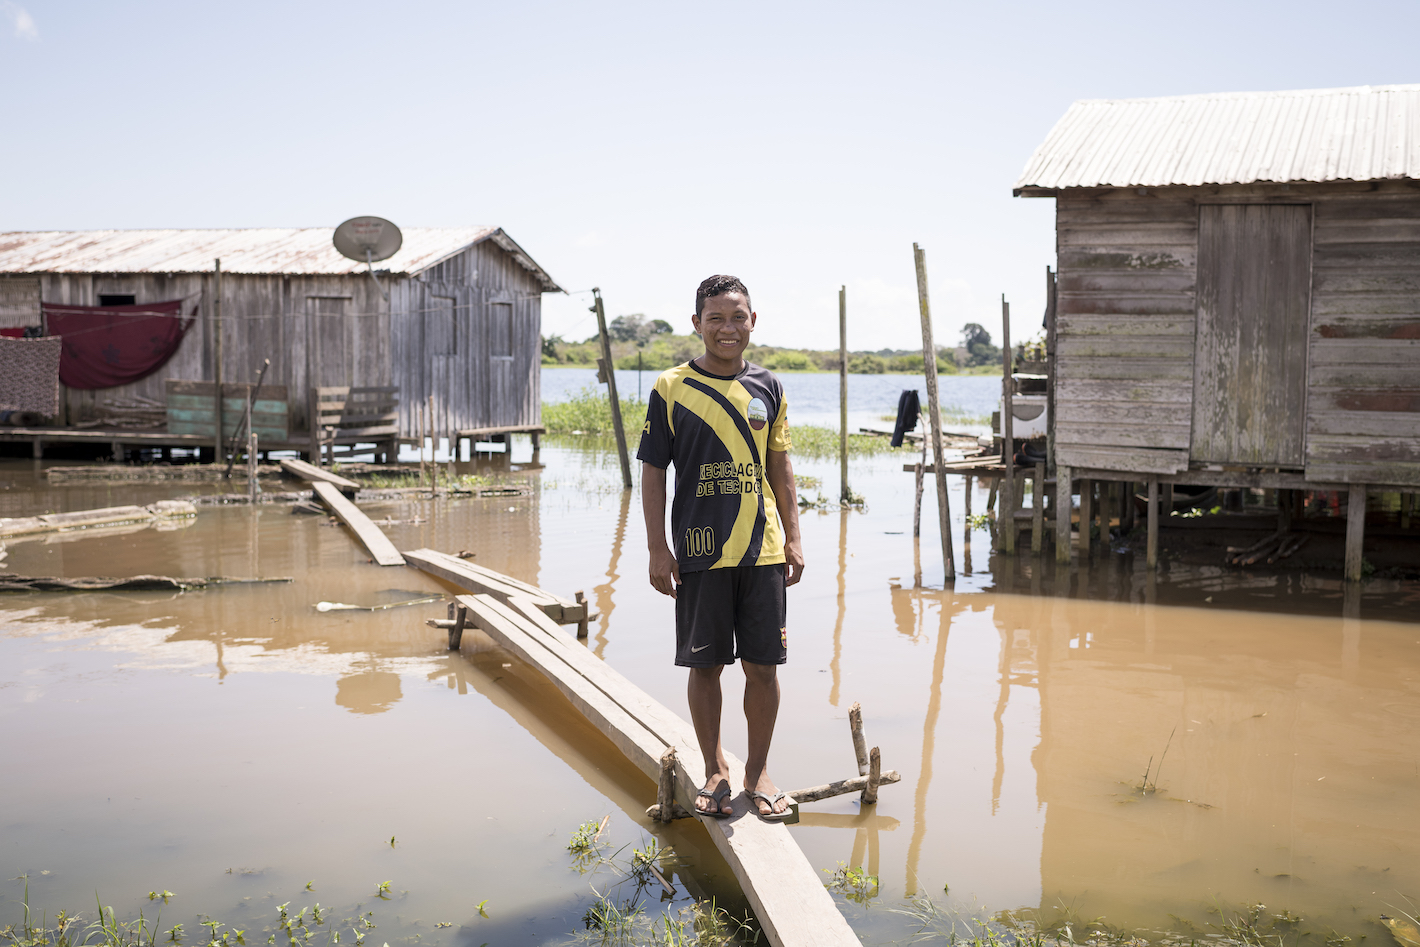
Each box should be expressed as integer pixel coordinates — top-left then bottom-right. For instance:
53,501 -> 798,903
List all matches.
2,445 -> 1417,946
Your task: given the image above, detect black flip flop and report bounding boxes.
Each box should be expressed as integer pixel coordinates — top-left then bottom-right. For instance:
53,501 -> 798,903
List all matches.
695,783 -> 733,819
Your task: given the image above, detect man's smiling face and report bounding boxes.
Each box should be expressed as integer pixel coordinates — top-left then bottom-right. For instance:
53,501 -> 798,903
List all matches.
692,291 -> 756,367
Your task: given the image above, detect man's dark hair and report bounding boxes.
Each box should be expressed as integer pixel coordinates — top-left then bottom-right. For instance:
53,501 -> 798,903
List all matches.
695,275 -> 751,316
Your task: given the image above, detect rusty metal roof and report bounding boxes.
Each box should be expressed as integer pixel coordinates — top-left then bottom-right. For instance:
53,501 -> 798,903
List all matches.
1015,84 -> 1420,193
0,226 -> 563,291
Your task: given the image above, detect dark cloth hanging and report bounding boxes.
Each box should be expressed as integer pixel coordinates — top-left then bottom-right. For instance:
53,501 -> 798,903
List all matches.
42,300 -> 194,390
890,389 -> 921,447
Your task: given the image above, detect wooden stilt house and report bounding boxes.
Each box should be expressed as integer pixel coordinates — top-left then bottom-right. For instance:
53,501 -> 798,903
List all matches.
0,226 -> 561,460
1015,84 -> 1420,577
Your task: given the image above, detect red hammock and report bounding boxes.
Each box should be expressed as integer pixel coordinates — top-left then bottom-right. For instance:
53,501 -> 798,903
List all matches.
42,300 -> 194,390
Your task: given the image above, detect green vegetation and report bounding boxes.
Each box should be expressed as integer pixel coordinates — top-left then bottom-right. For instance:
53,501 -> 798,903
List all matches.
542,328 -> 1005,376
544,387 -> 914,462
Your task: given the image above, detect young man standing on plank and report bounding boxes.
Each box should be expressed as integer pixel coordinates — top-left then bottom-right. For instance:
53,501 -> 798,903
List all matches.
637,274 -> 804,821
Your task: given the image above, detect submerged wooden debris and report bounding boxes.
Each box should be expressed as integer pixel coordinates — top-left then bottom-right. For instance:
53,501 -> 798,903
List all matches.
0,575 -> 292,592
0,501 -> 197,539
46,464 -> 282,483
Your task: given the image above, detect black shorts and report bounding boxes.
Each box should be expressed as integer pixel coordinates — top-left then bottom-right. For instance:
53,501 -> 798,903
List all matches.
675,564 -> 787,667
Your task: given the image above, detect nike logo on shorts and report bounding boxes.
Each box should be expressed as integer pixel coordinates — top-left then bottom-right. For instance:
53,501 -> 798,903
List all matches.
691,644 -> 710,653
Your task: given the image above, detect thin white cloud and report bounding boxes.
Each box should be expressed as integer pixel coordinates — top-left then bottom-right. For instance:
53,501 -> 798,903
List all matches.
2,1 -> 37,41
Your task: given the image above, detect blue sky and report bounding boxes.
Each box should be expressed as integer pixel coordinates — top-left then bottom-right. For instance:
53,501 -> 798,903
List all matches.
2,1 -> 1417,352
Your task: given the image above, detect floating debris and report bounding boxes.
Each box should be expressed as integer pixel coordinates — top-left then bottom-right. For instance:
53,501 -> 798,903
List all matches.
314,595 -> 443,613
0,575 -> 292,592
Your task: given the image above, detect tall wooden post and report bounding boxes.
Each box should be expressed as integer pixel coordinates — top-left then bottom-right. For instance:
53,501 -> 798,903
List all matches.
912,244 -> 955,582
1031,461 -> 1045,553
593,288 -> 633,490
1078,478 -> 1093,553
838,285 -> 850,503
1044,266 -> 1057,475
213,258 -> 223,463
1344,484 -> 1367,582
999,296 -> 1015,554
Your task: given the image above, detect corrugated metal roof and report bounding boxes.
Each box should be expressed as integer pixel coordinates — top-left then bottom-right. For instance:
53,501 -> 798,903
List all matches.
1014,84 -> 1420,192
0,226 -> 564,291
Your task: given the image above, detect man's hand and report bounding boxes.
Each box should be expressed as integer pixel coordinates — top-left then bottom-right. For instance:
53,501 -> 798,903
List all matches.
783,539 -> 805,587
649,542 -> 681,598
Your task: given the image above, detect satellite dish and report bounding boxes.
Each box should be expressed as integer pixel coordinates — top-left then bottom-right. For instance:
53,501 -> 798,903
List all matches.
333,216 -> 403,264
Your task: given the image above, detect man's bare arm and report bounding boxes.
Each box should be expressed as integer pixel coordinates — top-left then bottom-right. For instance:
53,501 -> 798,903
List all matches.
765,449 -> 804,586
641,462 -> 681,597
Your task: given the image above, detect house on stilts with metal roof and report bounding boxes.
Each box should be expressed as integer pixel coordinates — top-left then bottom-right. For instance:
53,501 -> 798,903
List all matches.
0,226 -> 562,463
1016,83 -> 1420,580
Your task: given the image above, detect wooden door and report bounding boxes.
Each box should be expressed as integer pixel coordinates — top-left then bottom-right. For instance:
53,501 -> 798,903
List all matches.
488,301 -> 514,426
1191,204 -> 1312,466
307,296 -> 351,387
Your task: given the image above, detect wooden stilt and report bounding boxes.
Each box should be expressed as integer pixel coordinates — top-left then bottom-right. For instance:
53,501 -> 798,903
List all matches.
247,432 -> 259,503
1147,478 -> 1159,569
1402,492 -> 1412,529
1097,481 -> 1109,545
848,702 -> 869,776
912,462 -> 924,538
987,477 -> 998,518
1162,482 -> 1173,517
1055,465 -> 1072,562
449,603 -> 468,649
575,590 -> 589,639
1031,461 -> 1045,554
863,747 -> 882,805
656,746 -> 677,823
1345,484 -> 1367,582
1078,478 -> 1093,553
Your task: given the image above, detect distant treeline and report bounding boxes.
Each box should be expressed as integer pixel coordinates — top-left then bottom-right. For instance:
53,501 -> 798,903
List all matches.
542,313 -> 1010,375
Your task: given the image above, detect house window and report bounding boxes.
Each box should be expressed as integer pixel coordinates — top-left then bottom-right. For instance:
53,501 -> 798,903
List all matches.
99,294 -> 136,306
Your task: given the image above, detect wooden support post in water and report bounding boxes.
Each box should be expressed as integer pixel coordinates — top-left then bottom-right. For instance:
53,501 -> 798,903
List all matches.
575,590 -> 589,639
1078,477 -> 1093,554
593,288 -> 634,490
1400,492 -> 1411,529
212,258 -> 224,463
1055,465 -> 1072,562
1031,461 -> 1045,554
656,746 -> 677,823
449,603 -> 468,650
912,461 -> 924,537
1162,482 -> 1173,518
848,702 -> 869,776
1147,478 -> 1159,568
863,746 -> 881,805
839,286 -> 850,503
1097,481 -> 1109,546
1000,295 -> 1015,554
912,245 -> 954,581
247,432 -> 258,503
1345,484 -> 1367,582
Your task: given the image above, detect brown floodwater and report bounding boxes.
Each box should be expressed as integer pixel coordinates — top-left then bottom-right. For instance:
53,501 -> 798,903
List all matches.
1,445 -> 1417,946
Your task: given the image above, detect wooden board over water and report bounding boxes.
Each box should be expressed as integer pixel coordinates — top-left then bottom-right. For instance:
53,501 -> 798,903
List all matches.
280,458 -> 361,492
414,571 -> 859,947
310,481 -> 405,566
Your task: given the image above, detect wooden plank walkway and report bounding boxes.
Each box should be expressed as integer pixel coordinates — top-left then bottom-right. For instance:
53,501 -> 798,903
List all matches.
280,457 -> 361,492
405,555 -> 858,947
404,547 -> 589,624
310,482 -> 405,566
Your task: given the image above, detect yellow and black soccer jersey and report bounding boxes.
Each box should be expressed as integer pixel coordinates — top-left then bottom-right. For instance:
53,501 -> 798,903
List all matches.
637,360 -> 792,573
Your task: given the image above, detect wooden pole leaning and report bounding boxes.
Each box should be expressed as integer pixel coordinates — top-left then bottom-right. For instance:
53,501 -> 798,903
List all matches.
839,286 -> 850,504
593,288 -> 633,490
911,244 -> 955,582
1000,295 -> 1015,554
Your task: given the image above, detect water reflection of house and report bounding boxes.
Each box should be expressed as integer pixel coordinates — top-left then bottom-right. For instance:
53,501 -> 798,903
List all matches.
0,227 -> 561,459
1016,85 -> 1420,573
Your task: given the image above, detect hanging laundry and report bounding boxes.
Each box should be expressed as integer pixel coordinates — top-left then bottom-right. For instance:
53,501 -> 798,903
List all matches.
0,335 -> 62,415
42,300 -> 193,390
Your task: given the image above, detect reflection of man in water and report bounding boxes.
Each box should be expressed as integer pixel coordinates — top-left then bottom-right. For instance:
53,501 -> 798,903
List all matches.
637,275 -> 805,820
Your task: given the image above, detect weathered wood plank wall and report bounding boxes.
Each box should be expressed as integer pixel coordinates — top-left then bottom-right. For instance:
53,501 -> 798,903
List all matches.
1054,189 -> 1197,474
10,236 -> 543,442
1307,192 -> 1420,485
391,239 -> 543,441
1053,181 -> 1420,487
